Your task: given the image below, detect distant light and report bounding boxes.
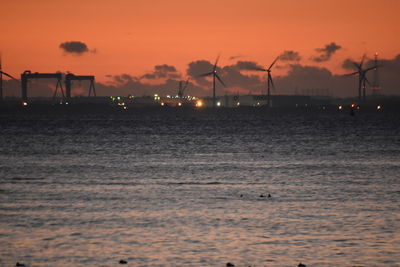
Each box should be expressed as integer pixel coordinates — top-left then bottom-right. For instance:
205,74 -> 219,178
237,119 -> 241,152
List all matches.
236,102 -> 240,106
217,101 -> 221,107
338,105 -> 343,110
377,105 -> 382,110
65,102 -> 69,105
357,106 -> 360,110
351,103 -> 356,108
178,102 -> 182,106
161,102 -> 165,106
117,96 -> 121,100
196,100 -> 203,107
123,106 -> 127,110
22,101 -> 28,106
257,102 -> 260,106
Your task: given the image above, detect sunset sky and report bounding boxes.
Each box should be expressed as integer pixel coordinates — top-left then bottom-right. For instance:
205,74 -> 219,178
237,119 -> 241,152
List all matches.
1,0 -> 399,97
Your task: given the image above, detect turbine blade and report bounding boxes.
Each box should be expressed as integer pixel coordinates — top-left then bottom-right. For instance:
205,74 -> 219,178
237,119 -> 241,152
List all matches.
213,54 -> 221,71
352,61 -> 361,71
248,66 -> 267,71
268,56 -> 279,70
360,54 -> 366,68
215,73 -> 226,87
269,74 -> 275,89
365,65 -> 378,72
197,72 -> 214,77
342,71 -> 358,76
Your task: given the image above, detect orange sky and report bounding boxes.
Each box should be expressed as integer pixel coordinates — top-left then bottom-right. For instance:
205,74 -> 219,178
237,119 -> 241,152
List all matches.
1,0 -> 399,83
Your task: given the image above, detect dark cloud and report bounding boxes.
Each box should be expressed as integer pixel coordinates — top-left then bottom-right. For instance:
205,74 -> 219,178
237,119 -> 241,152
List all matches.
221,63 -> 264,93
342,58 -> 356,70
186,60 -> 216,86
276,55 -> 400,96
142,64 -> 180,80
279,50 -> 301,61
186,60 -> 264,94
366,54 -> 400,95
4,55 -> 399,98
2,78 -> 58,98
99,74 -> 207,97
59,41 -> 91,55
155,64 -> 177,73
312,42 -> 342,62
235,61 -> 264,71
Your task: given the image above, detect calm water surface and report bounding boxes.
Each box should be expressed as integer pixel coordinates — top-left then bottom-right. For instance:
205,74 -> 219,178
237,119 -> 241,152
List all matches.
0,108 -> 399,267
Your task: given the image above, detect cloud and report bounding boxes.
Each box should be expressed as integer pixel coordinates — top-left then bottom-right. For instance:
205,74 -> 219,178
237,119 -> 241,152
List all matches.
186,60 -> 264,94
59,41 -> 92,55
229,54 -> 245,60
141,64 -> 181,80
186,60 -> 216,86
98,56 -> 399,98
342,58 -> 357,70
312,42 -> 342,62
279,50 -> 301,61
4,55 -> 399,98
221,63 -> 264,93
235,61 -> 265,71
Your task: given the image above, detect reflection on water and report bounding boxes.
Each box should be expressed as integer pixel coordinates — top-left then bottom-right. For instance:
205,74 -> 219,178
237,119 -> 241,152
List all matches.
0,109 -> 399,266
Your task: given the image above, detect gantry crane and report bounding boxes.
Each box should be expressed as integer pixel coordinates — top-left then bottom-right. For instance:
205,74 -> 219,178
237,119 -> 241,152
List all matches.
65,73 -> 96,100
21,71 -> 64,101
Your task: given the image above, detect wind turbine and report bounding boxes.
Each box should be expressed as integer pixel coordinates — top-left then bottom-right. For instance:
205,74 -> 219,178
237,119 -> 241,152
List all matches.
198,55 -> 226,108
343,55 -> 377,102
177,78 -> 190,98
250,56 -> 279,107
0,53 -> 19,100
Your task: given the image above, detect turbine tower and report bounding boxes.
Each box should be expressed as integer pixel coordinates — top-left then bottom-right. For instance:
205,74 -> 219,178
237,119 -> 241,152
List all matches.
177,78 -> 190,98
344,55 -> 376,102
198,55 -> 226,108
0,53 -> 19,100
372,52 -> 381,96
251,56 -> 279,107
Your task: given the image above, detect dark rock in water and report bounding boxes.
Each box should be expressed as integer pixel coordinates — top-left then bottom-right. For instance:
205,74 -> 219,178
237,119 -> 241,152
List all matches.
16,263 -> 26,267
240,194 -> 243,197
268,194 -> 271,198
259,194 -> 265,198
119,259 -> 128,264
226,262 -> 235,267
298,263 -> 306,267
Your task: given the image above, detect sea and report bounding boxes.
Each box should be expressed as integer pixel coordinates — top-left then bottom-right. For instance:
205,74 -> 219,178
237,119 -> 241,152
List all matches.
0,106 -> 399,267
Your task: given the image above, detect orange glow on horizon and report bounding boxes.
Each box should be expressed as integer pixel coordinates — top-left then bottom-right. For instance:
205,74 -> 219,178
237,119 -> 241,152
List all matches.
0,0 -> 399,89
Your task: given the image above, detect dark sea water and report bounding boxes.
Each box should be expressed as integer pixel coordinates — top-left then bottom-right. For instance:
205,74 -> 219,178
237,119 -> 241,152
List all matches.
0,107 -> 399,267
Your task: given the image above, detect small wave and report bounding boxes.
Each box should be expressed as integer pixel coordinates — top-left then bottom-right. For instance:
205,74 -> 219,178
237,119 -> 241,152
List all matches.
166,181 -> 222,185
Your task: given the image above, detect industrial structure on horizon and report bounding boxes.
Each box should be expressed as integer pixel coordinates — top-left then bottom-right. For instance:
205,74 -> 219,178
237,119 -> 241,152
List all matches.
0,53 -> 385,108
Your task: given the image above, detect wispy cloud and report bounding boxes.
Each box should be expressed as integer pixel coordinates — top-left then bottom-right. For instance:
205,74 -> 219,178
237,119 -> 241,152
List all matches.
311,42 -> 341,62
